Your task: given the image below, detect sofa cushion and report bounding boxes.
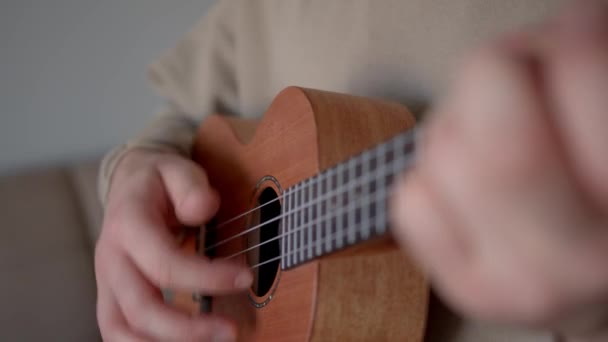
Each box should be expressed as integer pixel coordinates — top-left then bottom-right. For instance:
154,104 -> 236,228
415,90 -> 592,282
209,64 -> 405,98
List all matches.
0,167 -> 100,341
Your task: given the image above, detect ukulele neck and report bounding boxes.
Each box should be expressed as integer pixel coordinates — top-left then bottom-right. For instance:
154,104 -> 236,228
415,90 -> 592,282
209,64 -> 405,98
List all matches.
280,130 -> 416,270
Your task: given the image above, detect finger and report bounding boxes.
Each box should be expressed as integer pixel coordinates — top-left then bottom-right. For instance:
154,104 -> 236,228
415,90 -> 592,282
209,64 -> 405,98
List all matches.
108,251 -> 237,342
435,42 -> 596,245
157,155 -> 221,226
543,1 -> 608,209
118,200 -> 253,292
97,282 -> 149,342
391,166 -> 527,320
410,44 -> 595,321
390,169 -> 472,278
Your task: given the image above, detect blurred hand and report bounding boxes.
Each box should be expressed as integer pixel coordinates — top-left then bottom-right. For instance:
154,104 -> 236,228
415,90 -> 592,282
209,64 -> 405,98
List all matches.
95,149 -> 252,341
392,2 -> 608,341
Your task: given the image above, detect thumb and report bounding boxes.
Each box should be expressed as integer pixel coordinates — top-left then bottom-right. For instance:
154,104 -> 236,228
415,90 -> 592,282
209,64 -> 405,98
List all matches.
156,154 -> 220,226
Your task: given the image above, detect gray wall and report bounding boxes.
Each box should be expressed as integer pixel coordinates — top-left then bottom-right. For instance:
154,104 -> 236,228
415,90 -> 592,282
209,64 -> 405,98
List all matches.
0,0 -> 216,175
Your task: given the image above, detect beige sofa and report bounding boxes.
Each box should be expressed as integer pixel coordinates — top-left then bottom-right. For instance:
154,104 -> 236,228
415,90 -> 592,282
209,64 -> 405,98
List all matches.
0,159 -> 103,341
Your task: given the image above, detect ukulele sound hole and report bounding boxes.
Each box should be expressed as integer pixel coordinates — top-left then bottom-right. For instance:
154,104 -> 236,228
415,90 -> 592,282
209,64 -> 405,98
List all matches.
247,187 -> 281,298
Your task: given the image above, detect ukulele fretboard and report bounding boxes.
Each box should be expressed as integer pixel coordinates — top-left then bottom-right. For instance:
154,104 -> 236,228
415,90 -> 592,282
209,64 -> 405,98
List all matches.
280,130 -> 416,269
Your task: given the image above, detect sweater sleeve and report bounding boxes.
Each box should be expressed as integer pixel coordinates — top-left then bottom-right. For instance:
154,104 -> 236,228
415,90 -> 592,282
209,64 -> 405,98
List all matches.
97,0 -> 240,204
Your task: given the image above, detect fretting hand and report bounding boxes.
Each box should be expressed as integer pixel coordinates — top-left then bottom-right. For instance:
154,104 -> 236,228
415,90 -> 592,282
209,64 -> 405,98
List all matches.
392,2 -> 608,341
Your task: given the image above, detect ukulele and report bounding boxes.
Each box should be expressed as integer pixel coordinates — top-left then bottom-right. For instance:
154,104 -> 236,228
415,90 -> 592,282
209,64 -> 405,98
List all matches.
169,87 -> 429,341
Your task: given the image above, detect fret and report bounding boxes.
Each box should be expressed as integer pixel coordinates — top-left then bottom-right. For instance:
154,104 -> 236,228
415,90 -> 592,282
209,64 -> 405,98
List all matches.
289,185 -> 298,265
307,180 -> 314,259
307,178 -> 314,259
321,171 -> 329,254
326,167 -> 335,253
336,162 -> 345,248
315,174 -> 323,256
401,133 -> 416,170
296,181 -> 302,264
296,181 -> 306,261
292,182 -> 298,264
347,157 -> 356,244
342,161 -> 350,243
375,141 -> 387,234
390,137 -> 404,184
291,183 -> 298,266
361,150 -> 371,239
354,154 -> 364,242
302,180 -> 308,259
384,138 -> 397,193
282,188 -> 289,269
393,134 -> 406,171
298,181 -> 302,261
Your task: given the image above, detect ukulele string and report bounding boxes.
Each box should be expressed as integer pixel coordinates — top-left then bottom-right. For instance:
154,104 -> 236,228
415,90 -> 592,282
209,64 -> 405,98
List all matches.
248,216 -> 383,270
204,129 -> 417,235
205,177 -> 318,235
249,228 -> 348,269
246,131 -> 420,269
221,179 -> 403,262
203,130 -> 417,250
204,144 -> 415,253
205,195 -> 283,232
206,151 -> 414,259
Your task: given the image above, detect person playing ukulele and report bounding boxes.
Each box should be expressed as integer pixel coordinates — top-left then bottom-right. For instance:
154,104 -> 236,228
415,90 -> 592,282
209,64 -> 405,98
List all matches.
95,1 -> 608,341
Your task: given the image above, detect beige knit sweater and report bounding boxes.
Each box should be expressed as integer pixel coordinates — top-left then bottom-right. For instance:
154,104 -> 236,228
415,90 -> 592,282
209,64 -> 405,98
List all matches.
100,1 -> 569,340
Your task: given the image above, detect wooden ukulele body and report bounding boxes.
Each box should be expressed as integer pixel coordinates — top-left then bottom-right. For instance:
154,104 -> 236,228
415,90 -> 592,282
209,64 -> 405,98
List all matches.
179,87 -> 428,341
